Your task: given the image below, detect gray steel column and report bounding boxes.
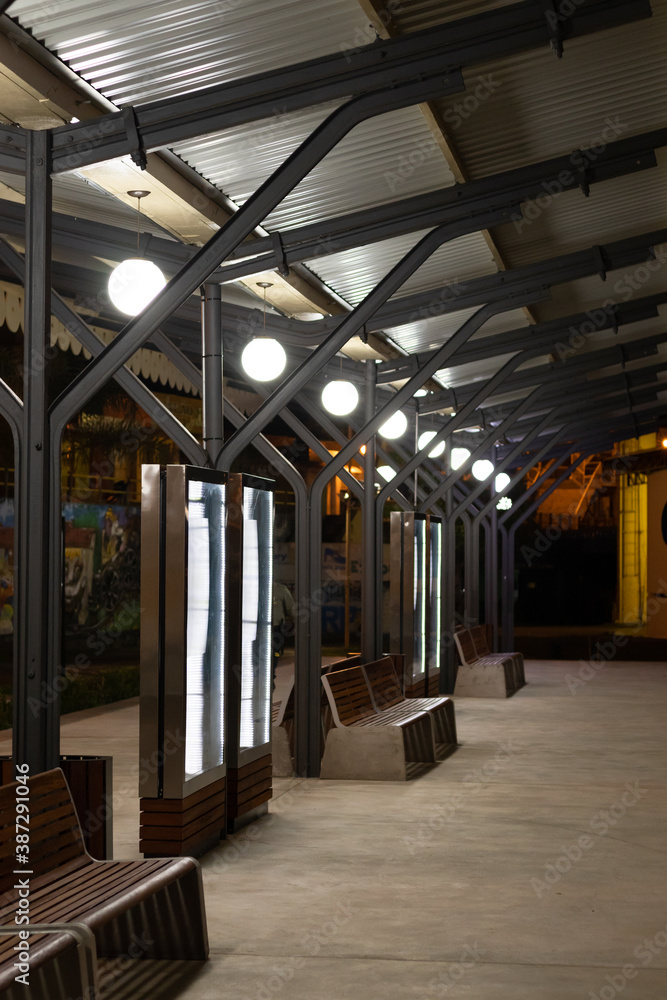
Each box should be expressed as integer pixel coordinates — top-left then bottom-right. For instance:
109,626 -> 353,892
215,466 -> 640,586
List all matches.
362,361 -> 377,662
486,509 -> 499,651
441,490 -> 457,693
500,521 -> 514,654
16,130 -> 58,772
465,515 -> 480,624
201,283 -> 223,466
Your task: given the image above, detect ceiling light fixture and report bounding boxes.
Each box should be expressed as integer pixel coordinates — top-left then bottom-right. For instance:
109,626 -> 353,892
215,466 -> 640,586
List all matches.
108,191 -> 167,316
322,380 -> 359,416
472,459 -> 495,481
418,430 -> 445,458
450,447 -> 471,470
241,282 -> 287,381
378,410 -> 408,440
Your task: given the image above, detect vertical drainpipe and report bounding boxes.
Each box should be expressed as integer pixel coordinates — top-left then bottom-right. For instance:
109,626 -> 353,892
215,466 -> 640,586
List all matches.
201,283 -> 223,466
362,360 -> 377,663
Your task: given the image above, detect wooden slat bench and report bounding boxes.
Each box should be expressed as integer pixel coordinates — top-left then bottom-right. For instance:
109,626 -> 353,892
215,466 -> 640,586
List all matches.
0,768 -> 208,999
320,665 -> 435,780
362,656 -> 458,754
470,625 -> 526,687
454,627 -> 525,697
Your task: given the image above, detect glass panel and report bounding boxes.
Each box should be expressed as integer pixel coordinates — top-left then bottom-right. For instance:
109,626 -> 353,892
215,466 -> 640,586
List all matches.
240,485 -> 273,749
185,479 -> 225,780
430,520 -> 442,673
412,518 -> 427,682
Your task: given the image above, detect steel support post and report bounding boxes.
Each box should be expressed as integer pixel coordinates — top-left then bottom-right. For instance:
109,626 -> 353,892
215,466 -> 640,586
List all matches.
16,131 -> 58,772
201,284 -> 223,466
464,514 -> 480,624
362,361 -> 378,663
441,491 -> 458,693
486,508 -> 499,651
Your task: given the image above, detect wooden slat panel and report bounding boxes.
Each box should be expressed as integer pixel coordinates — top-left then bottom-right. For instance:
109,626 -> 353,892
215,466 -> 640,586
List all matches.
364,657 -> 404,710
237,778 -> 272,809
140,775 -> 225,813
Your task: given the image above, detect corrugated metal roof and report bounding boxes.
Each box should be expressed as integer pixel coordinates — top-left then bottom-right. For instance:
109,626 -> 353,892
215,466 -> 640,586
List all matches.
306,229 -> 497,309
384,303 -> 529,355
8,0 -> 667,419
0,169 -> 173,237
494,158 -> 667,269
431,2 -> 667,180
174,104 -> 456,230
10,0 -> 372,106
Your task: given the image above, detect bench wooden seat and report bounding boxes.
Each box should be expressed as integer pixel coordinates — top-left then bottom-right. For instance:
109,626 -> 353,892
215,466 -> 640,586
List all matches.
320,665 -> 435,780
0,768 -> 208,999
454,627 -> 525,697
362,656 -> 457,750
470,625 -> 525,686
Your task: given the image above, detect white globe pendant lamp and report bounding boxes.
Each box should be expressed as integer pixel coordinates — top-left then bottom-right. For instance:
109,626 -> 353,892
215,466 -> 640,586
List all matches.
241,281 -> 287,382
108,191 -> 166,316
450,447 -> 471,471
322,380 -> 359,416
241,338 -> 287,382
495,472 -> 511,493
378,409 -> 408,440
472,459 -> 495,481
418,430 -> 445,458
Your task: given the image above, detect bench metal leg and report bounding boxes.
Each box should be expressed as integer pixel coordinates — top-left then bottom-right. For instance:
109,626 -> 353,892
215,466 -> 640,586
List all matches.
0,922 -> 99,1000
96,863 -> 209,961
403,717 -> 436,764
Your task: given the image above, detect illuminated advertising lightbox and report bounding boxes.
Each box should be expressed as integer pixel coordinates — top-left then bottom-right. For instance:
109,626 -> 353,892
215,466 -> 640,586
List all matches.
140,465 -> 228,799
225,475 -> 275,769
390,511 -> 442,694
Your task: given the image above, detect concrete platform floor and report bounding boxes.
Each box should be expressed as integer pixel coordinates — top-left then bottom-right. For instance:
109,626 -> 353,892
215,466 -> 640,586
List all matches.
2,659 -> 667,998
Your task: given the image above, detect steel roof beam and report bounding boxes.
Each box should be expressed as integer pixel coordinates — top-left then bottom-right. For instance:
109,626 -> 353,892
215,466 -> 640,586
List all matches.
408,295 -> 667,392
495,395 -> 667,462
480,357 -> 667,427
44,0 -> 650,174
422,332 -> 667,415
2,129 -> 664,283
21,227 -> 667,362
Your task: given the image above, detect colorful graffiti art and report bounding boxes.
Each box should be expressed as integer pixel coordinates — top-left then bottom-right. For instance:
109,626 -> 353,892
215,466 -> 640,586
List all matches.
63,503 -> 140,634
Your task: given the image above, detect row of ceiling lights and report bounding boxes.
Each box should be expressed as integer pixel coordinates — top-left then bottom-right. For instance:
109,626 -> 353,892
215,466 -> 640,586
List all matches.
106,195 -> 512,502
